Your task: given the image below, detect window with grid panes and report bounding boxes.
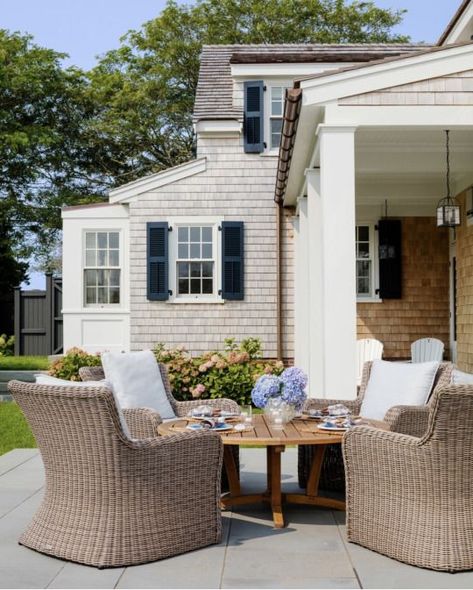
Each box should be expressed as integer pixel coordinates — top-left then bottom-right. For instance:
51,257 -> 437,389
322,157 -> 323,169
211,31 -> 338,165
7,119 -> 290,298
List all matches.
176,226 -> 214,297
356,225 -> 373,297
269,86 -> 286,150
84,231 -> 120,305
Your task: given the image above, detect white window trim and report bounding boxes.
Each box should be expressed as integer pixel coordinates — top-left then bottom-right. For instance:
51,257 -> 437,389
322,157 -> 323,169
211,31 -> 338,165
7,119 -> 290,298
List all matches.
168,217 -> 224,304
356,222 -> 381,303
82,229 -> 123,309
263,80 -> 292,155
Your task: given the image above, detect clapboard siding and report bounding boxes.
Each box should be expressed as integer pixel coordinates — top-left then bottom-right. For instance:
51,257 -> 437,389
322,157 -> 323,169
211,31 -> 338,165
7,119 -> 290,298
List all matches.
339,69 -> 473,105
129,135 -> 294,358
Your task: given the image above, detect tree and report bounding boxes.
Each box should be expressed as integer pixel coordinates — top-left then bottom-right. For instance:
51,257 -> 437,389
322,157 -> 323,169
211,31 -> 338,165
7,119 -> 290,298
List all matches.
0,30 -> 105,269
87,0 -> 408,186
0,1 -> 408,266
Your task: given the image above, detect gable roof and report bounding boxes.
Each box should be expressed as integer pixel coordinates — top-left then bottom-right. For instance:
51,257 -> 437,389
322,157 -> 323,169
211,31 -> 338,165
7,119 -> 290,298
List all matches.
438,0 -> 472,45
109,158 -> 206,204
275,41 -> 473,203
193,44 -> 427,122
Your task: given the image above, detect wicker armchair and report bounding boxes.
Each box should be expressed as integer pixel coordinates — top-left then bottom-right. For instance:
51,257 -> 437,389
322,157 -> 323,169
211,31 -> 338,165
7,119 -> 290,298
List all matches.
343,384 -> 473,572
8,380 -> 223,568
79,363 -> 240,487
298,361 -> 453,490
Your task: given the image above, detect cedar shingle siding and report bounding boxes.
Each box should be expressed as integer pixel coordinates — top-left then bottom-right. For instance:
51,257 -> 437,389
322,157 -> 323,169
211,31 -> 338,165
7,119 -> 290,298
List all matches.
357,217 -> 450,359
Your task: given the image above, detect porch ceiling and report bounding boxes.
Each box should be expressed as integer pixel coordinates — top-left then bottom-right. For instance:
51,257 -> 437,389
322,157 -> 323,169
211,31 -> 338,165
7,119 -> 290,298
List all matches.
355,127 -> 473,209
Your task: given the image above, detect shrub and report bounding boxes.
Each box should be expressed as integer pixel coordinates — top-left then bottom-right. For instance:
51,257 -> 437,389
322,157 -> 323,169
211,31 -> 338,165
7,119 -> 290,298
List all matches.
0,334 -> 14,357
154,338 -> 284,405
49,339 -> 284,404
49,347 -> 101,381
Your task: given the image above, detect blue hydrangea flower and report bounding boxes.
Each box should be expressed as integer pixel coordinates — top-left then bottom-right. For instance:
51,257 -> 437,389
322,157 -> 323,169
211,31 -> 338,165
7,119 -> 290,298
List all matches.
280,367 -> 308,410
251,374 -> 281,408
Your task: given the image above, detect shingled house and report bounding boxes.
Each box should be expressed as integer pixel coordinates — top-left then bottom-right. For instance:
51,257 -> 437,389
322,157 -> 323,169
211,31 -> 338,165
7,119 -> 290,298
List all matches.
62,0 -> 473,398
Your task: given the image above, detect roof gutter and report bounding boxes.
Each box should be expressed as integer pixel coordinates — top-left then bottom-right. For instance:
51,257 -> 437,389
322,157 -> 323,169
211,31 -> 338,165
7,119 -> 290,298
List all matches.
274,87 -> 303,204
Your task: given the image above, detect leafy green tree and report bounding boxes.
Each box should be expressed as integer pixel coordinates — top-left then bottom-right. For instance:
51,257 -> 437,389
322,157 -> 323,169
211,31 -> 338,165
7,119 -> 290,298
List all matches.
88,0 -> 408,185
0,1 -> 408,266
0,30 -> 104,269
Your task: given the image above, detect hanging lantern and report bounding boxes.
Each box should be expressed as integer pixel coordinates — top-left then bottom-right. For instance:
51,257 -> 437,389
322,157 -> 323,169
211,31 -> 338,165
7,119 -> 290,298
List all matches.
437,130 -> 460,228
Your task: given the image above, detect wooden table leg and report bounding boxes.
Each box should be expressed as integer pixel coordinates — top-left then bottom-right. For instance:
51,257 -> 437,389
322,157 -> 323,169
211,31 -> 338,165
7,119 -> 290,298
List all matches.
268,445 -> 285,528
223,445 -> 240,497
285,444 -> 345,511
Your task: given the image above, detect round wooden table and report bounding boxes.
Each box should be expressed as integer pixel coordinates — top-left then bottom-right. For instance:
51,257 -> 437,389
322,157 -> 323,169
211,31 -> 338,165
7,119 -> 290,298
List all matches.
158,414 -> 388,528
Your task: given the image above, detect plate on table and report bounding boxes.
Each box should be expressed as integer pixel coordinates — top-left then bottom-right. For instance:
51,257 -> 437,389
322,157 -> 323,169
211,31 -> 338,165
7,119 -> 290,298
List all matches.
186,423 -> 234,432
305,411 -> 351,420
317,423 -> 348,432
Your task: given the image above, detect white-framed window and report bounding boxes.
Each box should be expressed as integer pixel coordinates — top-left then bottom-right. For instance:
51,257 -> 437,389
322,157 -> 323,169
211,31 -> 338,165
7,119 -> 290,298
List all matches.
265,82 -> 291,152
356,224 -> 379,300
83,231 -> 120,305
169,218 -> 222,303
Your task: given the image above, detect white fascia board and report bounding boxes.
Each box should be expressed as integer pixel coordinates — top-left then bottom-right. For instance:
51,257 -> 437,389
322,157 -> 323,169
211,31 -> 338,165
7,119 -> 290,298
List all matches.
440,4 -> 473,44
62,203 -> 129,220
195,119 -> 242,137
325,105 -> 473,128
300,43 -> 473,105
109,158 -> 206,204
231,62 -> 357,79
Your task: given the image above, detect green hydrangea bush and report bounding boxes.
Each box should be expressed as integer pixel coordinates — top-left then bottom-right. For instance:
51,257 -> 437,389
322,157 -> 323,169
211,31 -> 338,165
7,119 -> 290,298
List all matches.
0,334 -> 14,356
155,338 -> 284,405
49,347 -> 101,381
50,338 -> 284,404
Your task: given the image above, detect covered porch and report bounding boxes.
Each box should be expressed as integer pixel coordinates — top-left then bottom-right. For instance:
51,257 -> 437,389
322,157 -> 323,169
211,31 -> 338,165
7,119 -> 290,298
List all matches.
279,42 -> 473,399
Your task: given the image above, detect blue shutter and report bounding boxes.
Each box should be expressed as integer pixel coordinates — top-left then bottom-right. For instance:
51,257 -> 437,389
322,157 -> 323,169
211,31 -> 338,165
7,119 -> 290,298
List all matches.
244,81 -> 264,153
147,222 -> 169,301
378,219 -> 402,299
221,222 -> 244,300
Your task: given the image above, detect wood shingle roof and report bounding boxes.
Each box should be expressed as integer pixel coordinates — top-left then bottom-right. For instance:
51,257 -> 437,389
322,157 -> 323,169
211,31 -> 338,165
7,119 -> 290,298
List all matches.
193,44 -> 430,122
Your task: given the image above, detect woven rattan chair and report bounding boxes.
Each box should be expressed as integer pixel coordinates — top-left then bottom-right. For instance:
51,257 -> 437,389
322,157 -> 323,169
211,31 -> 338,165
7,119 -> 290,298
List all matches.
79,363 -> 240,487
298,361 -> 453,491
343,384 -> 473,572
8,380 -> 223,568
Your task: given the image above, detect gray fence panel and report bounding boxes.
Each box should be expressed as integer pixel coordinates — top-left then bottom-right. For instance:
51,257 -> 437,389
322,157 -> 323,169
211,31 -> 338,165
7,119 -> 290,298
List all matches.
14,273 -> 63,356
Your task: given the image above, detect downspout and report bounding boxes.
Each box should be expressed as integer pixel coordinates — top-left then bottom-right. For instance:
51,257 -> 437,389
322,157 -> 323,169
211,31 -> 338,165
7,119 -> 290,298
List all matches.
276,201 -> 283,361
274,87 -> 302,363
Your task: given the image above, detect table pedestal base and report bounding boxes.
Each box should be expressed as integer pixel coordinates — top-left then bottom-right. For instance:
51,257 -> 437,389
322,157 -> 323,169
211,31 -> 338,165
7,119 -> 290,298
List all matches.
221,444 -> 345,528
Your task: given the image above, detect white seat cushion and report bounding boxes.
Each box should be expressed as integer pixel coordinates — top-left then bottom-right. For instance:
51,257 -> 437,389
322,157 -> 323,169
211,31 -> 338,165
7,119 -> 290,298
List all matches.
452,369 -> 473,384
360,359 -> 440,421
101,350 -> 176,420
34,374 -> 132,440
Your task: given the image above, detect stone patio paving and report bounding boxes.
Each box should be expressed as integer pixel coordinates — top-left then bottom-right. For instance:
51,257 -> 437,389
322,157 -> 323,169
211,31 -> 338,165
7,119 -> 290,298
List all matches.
1,447 -> 473,589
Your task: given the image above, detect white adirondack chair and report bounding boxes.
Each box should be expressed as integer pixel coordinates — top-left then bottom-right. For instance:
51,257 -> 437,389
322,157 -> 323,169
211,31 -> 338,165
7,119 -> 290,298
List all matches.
411,338 -> 444,363
357,339 -> 384,386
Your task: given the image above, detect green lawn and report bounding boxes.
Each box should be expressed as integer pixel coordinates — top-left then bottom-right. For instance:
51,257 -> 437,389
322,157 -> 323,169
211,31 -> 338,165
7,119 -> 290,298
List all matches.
0,402 -> 36,456
0,356 -> 49,370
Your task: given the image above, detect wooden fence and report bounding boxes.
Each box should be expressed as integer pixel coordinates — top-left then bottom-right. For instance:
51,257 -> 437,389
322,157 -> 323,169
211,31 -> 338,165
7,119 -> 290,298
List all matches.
14,274 -> 63,356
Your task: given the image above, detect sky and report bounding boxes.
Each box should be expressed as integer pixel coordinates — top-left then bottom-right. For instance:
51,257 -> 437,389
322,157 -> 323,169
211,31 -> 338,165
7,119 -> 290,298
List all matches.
1,0 -> 464,288
1,0 -> 464,70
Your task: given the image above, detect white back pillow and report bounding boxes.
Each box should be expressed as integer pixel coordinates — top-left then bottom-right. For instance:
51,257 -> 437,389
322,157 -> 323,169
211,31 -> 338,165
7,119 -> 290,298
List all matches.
360,359 -> 440,421
34,374 -> 132,440
101,350 -> 176,420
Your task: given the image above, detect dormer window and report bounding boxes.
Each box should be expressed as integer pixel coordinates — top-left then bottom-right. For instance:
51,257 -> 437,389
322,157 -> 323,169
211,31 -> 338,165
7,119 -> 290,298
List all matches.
269,87 -> 285,149
243,80 -> 292,154
265,82 -> 291,153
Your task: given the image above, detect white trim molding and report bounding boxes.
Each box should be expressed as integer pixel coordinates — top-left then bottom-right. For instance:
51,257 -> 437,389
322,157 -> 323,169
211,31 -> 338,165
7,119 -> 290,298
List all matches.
301,43 -> 473,106
195,119 -> 242,137
109,158 -> 207,204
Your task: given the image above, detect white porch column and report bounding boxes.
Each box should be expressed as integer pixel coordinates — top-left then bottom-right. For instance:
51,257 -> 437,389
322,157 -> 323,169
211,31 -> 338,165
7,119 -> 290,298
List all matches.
306,125 -> 357,400
293,197 -> 309,379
